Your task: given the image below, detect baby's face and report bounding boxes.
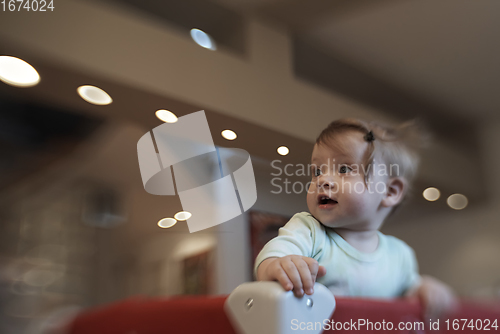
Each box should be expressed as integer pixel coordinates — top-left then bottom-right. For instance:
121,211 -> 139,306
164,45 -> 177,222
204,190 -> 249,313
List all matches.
306,131 -> 387,229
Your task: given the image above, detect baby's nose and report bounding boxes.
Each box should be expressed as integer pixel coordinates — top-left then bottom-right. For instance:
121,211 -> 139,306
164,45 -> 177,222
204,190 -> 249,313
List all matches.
317,175 -> 336,189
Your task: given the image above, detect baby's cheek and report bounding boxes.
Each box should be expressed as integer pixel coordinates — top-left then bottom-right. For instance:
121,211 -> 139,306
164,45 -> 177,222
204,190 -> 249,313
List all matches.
306,182 -> 318,197
306,190 -> 316,210
356,194 -> 379,216
345,193 -> 370,214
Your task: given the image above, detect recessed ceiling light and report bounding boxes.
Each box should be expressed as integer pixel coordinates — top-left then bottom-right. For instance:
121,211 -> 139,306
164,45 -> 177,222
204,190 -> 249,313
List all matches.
0,56 -> 40,87
447,194 -> 468,210
158,218 -> 177,228
156,109 -> 178,123
190,29 -> 216,51
221,129 -> 237,140
277,146 -> 289,156
77,85 -> 113,105
174,211 -> 192,221
423,187 -> 440,201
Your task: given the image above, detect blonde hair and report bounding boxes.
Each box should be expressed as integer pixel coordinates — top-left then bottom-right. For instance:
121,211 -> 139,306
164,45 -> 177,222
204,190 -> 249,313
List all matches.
316,118 -> 430,196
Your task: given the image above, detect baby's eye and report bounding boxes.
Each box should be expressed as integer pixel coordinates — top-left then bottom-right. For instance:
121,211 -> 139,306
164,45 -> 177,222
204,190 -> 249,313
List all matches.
314,168 -> 322,177
339,165 -> 352,174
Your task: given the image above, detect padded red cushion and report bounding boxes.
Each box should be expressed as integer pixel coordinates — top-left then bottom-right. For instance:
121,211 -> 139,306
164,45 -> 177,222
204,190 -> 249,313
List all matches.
68,295 -> 500,334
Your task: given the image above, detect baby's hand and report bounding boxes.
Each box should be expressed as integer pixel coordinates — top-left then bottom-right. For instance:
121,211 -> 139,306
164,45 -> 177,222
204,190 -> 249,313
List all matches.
409,275 -> 459,321
257,255 -> 327,297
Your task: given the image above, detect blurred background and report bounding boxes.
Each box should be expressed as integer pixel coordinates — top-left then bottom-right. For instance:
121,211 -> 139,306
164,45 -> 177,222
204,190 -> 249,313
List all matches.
1,0 -> 500,332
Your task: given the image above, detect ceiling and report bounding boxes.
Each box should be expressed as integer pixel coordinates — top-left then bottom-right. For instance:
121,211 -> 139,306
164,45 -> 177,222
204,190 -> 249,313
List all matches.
87,0 -> 495,167
214,0 -> 500,121
0,0 -> 491,215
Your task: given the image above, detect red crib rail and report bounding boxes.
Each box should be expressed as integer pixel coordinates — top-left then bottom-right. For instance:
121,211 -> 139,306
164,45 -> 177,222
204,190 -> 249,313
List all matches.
68,295 -> 500,334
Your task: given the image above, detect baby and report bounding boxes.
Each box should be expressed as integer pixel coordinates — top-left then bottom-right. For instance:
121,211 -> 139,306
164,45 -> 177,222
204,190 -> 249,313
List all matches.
255,118 -> 456,319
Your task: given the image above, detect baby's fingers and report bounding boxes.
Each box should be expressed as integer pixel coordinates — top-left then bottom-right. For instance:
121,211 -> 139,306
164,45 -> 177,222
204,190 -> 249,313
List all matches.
281,259 -> 304,296
303,258 -> 326,293
269,262 -> 293,291
292,258 -> 314,295
433,288 -> 459,319
424,293 -> 440,321
424,288 -> 451,321
317,265 -> 327,278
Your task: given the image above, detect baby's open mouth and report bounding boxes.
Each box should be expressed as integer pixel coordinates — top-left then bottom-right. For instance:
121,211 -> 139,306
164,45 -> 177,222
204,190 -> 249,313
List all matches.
318,195 -> 338,205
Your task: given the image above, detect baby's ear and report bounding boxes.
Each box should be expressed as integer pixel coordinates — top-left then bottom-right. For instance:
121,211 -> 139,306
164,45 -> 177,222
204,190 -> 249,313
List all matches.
381,177 -> 406,208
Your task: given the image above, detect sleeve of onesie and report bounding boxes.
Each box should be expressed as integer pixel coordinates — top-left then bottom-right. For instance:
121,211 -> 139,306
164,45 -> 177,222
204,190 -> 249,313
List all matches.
253,212 -> 322,279
401,245 -> 422,295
